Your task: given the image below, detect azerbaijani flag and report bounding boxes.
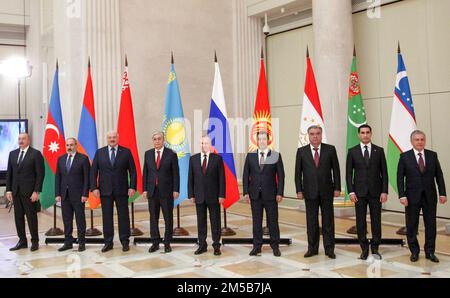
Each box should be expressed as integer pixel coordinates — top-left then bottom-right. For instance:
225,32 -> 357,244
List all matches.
207,53 -> 240,210
78,59 -> 101,209
41,62 -> 66,210
162,53 -> 191,207
387,44 -> 417,194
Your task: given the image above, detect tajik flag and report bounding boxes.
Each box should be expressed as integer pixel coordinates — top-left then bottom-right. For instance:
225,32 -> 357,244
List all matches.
387,46 -> 417,194
250,49 -> 273,152
41,62 -> 66,209
117,57 -> 143,202
299,49 -> 327,147
207,53 -> 240,210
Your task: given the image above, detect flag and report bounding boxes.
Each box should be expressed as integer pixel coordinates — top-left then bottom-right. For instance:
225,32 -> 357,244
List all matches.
345,47 -> 367,202
387,44 -> 417,194
117,57 -> 143,202
162,53 -> 191,207
250,49 -> 273,152
41,62 -> 66,209
78,59 -> 101,210
207,53 -> 240,210
299,47 -> 327,147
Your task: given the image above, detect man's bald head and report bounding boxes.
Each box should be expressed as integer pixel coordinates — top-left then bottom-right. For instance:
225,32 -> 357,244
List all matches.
106,131 -> 119,147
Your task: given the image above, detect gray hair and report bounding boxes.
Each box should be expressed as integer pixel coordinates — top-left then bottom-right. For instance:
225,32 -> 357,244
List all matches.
410,130 -> 426,141
152,131 -> 165,140
66,137 -> 78,145
307,125 -> 323,134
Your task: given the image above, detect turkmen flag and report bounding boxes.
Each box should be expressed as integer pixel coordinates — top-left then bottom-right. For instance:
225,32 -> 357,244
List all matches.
41,62 -> 66,209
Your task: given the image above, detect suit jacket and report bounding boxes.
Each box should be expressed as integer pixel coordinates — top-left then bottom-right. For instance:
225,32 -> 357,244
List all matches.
243,150 -> 285,201
346,144 -> 388,198
397,149 -> 446,204
188,153 -> 225,205
90,146 -> 137,197
55,153 -> 90,201
295,143 -> 341,200
6,147 -> 45,198
143,147 -> 180,199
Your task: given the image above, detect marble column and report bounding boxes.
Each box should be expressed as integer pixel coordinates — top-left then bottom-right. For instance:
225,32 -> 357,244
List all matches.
312,0 -> 354,193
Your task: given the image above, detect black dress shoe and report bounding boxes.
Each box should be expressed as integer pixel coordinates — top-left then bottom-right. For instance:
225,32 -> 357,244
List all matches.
426,254 -> 440,263
58,244 -> 73,252
410,254 -> 419,262
304,251 -> 318,258
30,243 -> 39,252
372,251 -> 382,260
214,248 -> 222,256
249,248 -> 262,256
101,244 -> 114,253
149,244 -> 160,253
9,242 -> 28,252
122,244 -> 130,252
360,250 -> 369,260
164,245 -> 172,253
273,248 -> 281,257
327,252 -> 336,259
78,244 -> 86,252
194,247 -> 207,255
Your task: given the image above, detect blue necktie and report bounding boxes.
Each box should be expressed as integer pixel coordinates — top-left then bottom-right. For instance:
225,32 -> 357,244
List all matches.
110,148 -> 116,166
66,155 -> 73,172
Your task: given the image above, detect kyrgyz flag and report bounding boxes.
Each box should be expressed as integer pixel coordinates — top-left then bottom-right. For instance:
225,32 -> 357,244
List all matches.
117,57 -> 142,203
298,47 -> 327,147
78,59 -> 101,209
250,48 -> 273,152
41,62 -> 66,210
207,53 -> 240,210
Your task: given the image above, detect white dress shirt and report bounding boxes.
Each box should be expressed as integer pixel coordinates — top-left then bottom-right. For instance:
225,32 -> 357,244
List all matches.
201,151 -> 211,167
108,146 -> 118,160
258,148 -> 270,165
413,149 -> 426,166
17,146 -> 30,163
310,144 -> 321,158
155,147 -> 164,161
361,143 -> 372,158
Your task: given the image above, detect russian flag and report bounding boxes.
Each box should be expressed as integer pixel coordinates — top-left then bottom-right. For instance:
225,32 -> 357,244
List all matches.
207,53 -> 240,210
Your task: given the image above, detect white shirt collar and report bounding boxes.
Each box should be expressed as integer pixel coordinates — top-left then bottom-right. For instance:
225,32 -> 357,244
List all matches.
258,148 -> 269,156
20,146 -> 30,154
67,152 -> 77,158
310,144 -> 321,151
109,145 -> 118,151
202,151 -> 211,158
413,148 -> 425,157
155,147 -> 164,155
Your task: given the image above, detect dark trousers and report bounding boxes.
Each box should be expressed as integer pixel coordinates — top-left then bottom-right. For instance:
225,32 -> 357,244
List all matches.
355,196 -> 382,252
196,202 -> 221,249
149,187 -> 174,245
61,194 -> 87,245
13,192 -> 39,244
101,195 -> 130,245
406,192 -> 437,255
250,194 -> 280,249
305,195 -> 335,254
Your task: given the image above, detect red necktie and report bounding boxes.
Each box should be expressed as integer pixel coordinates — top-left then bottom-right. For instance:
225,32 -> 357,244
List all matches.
202,155 -> 207,175
156,150 -> 161,185
314,148 -> 320,168
418,153 -> 425,174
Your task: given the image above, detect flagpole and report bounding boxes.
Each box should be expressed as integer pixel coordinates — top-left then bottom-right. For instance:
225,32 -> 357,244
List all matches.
86,209 -> 102,237
221,206 -> 236,236
45,204 -> 64,236
130,201 -> 143,236
173,204 -> 189,236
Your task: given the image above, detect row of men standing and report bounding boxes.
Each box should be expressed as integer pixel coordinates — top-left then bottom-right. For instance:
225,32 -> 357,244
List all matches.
5,125 -> 447,262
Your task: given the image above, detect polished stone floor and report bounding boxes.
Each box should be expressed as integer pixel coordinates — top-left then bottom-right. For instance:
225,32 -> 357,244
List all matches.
1,202 -> 449,278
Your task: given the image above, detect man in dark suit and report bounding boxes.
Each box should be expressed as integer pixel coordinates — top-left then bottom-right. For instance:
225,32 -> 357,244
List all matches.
295,125 -> 341,259
188,136 -> 225,256
243,131 -> 285,257
6,133 -> 45,252
143,132 -> 180,254
55,138 -> 90,252
346,125 -> 388,260
398,130 -> 447,263
91,131 -> 137,253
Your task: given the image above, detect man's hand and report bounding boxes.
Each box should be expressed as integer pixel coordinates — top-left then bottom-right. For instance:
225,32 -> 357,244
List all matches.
81,197 -> 88,203
297,192 -> 304,200
56,196 -> 62,203
380,193 -> 388,204
440,196 -> 447,205
400,198 -> 408,207
128,189 -> 136,198
31,192 -> 39,203
219,197 -> 225,205
334,191 -> 341,198
143,192 -> 148,200
6,192 -> 13,202
244,194 -> 250,204
93,189 -> 100,199
276,195 -> 283,203
190,198 -> 195,204
173,192 -> 180,200
350,193 -> 358,203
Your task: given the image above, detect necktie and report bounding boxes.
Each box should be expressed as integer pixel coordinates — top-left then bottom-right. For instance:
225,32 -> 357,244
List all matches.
418,153 -> 426,174
66,155 -> 73,172
314,148 -> 320,168
156,151 -> 161,186
202,155 -> 207,175
110,148 -> 116,166
260,152 -> 265,171
364,146 -> 370,166
17,151 -> 25,166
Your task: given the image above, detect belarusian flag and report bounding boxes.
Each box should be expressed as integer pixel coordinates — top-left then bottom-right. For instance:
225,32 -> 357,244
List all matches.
41,61 -> 66,209
387,44 -> 417,194
250,48 -> 273,152
299,47 -> 327,147
117,56 -> 142,202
